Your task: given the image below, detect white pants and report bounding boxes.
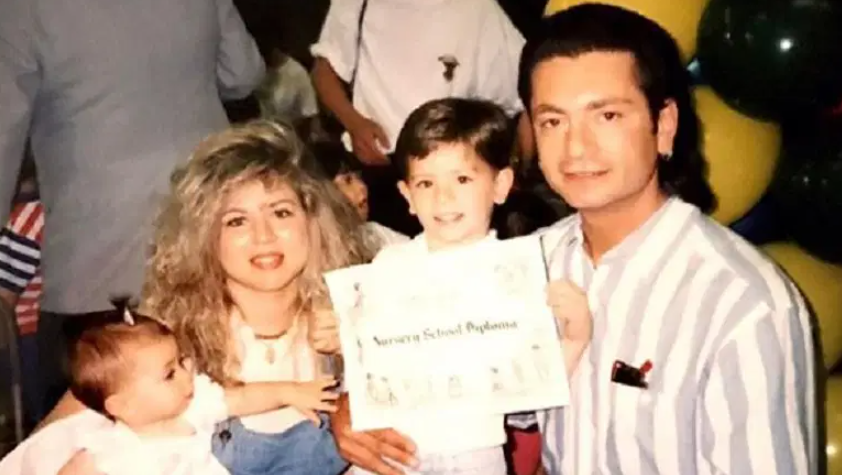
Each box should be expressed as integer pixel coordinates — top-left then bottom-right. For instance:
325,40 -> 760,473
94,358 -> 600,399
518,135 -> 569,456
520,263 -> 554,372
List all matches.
350,445 -> 506,475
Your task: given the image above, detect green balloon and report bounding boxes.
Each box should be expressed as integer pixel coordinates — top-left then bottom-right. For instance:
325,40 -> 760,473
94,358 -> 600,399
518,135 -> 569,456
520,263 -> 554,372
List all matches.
697,0 -> 842,121
772,118 -> 842,263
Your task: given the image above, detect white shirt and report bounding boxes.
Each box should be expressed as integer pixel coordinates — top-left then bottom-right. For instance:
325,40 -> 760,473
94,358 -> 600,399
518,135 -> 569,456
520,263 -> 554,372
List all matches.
233,318 -> 318,433
78,374 -> 229,475
371,233 -> 506,454
532,198 -> 817,475
311,0 -> 524,151
364,221 -> 409,252
256,56 -> 319,123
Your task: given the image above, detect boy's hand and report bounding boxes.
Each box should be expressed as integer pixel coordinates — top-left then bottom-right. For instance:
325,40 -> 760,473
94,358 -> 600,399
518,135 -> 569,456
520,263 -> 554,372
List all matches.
285,378 -> 340,426
310,310 -> 342,354
545,279 -> 592,345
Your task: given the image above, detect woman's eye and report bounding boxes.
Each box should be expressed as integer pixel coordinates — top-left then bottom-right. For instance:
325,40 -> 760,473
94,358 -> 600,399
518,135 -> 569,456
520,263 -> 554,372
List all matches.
225,216 -> 246,227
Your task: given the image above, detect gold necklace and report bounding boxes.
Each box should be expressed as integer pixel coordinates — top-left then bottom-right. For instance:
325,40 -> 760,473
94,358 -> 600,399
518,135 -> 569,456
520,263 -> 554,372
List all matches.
254,329 -> 289,364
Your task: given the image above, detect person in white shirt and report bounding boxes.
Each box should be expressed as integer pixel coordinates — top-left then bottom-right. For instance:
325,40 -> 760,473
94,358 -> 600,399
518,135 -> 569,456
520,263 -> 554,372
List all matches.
309,141 -> 409,252
55,303 -> 337,475
5,121 -> 372,475
313,98 -> 593,475
310,0 -> 533,236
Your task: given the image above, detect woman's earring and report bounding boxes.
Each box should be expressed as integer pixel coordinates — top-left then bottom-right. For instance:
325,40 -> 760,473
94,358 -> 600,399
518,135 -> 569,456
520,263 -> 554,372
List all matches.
660,152 -> 673,161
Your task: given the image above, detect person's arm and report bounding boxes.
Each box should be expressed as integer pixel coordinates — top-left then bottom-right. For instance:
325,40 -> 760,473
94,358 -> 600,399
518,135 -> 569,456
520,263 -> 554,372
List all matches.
698,302 -> 816,474
35,391 -> 88,431
310,0 -> 389,164
213,0 -> 265,100
57,451 -> 99,475
0,205 -> 42,310
329,393 -> 418,475
0,0 -> 39,224
224,378 -> 339,425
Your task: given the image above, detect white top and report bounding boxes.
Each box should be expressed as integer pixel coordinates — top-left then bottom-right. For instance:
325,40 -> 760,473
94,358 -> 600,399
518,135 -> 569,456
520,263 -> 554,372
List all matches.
527,198 -> 817,474
370,233 -> 506,454
0,410 -> 110,475
233,318 -> 317,433
311,0 -> 524,151
257,56 -> 320,123
364,221 -> 409,252
77,374 -> 228,475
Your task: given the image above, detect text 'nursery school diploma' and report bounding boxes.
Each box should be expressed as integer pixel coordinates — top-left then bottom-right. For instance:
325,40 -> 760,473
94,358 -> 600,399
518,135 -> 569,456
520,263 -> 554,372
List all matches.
324,236 -> 570,431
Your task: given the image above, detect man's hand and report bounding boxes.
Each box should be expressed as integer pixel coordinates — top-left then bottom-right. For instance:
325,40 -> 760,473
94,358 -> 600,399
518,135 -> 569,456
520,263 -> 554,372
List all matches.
330,393 -> 417,475
348,117 -> 390,165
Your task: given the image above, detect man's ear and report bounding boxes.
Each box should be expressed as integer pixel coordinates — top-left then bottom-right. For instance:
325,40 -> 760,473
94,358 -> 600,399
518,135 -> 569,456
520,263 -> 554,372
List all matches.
493,167 -> 515,205
397,181 -> 416,215
656,99 -> 679,156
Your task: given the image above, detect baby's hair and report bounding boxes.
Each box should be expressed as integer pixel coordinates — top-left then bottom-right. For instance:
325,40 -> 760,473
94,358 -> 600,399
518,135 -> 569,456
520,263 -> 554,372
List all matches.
309,140 -> 364,181
392,98 -> 514,179
68,297 -> 174,416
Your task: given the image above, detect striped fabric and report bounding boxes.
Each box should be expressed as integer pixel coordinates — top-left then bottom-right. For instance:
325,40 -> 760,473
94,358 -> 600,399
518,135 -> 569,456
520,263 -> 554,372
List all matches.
534,197 -> 817,475
0,201 -> 43,334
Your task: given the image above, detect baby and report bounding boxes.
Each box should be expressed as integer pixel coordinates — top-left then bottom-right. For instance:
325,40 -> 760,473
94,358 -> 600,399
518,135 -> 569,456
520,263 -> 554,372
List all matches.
58,302 -> 337,475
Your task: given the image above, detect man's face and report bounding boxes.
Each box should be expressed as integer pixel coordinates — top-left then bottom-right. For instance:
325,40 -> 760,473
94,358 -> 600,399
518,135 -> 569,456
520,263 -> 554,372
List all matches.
530,52 -> 677,215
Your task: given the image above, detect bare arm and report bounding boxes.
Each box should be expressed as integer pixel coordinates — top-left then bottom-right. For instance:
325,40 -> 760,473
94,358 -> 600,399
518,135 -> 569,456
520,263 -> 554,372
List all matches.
311,57 -> 365,132
329,393 -> 417,475
35,391 -> 88,432
224,378 -> 338,424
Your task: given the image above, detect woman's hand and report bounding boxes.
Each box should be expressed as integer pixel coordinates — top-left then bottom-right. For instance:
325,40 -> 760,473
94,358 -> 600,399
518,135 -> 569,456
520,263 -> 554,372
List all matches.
329,393 -> 418,475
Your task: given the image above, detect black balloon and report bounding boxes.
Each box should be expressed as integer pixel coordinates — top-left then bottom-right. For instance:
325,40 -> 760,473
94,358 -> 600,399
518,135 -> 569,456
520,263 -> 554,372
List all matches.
771,117 -> 842,263
696,0 -> 842,121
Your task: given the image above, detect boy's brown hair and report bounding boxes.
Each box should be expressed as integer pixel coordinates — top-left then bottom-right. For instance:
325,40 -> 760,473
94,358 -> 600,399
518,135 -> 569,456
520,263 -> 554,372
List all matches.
68,302 -> 173,416
392,98 -> 515,179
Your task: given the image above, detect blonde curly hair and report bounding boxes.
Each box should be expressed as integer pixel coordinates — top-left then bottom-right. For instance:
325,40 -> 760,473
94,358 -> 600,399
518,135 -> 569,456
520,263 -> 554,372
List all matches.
141,120 -> 372,384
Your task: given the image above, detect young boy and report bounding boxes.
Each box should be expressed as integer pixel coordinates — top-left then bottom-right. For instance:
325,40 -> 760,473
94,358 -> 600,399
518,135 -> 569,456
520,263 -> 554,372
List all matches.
333,98 -> 593,474
309,141 -> 409,251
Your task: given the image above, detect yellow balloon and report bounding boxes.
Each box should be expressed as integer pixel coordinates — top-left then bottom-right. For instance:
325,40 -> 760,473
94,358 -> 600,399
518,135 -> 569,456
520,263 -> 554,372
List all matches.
827,377 -> 842,475
543,0 -> 709,61
762,242 -> 842,369
695,87 -> 781,225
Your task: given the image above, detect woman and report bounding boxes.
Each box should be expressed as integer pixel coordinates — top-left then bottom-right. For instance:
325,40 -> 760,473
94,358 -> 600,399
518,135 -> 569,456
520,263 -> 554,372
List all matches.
2,121 -> 371,475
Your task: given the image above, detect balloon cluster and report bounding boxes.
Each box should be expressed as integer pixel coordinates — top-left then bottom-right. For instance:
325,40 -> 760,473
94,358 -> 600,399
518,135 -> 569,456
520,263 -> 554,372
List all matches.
541,0 -> 842,471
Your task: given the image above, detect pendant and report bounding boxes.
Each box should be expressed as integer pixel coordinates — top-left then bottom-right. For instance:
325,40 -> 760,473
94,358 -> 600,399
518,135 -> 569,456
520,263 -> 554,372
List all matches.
265,346 -> 276,364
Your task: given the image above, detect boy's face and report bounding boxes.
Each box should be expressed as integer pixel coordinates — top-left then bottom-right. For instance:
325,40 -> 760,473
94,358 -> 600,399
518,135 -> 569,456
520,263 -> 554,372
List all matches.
107,336 -> 194,427
398,143 -> 513,251
333,172 -> 369,220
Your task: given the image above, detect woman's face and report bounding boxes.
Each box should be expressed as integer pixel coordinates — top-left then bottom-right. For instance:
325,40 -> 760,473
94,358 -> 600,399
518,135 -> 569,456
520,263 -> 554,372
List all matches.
217,180 -> 311,297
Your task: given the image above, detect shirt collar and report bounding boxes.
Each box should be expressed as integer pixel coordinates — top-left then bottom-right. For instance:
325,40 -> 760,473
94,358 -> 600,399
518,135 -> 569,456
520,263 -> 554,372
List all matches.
410,230 -> 498,254
549,197 -> 699,278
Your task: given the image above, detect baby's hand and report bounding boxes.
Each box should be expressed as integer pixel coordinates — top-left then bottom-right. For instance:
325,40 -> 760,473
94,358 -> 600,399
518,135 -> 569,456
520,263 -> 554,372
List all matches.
545,279 -> 593,346
287,378 -> 340,426
309,310 -> 341,354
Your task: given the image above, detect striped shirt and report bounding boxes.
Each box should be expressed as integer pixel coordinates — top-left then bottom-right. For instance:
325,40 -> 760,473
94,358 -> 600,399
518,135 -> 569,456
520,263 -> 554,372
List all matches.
531,197 -> 817,474
0,201 -> 43,335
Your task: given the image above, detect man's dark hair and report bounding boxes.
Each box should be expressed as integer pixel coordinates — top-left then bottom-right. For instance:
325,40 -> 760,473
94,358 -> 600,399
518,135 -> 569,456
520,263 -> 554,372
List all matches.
518,4 -> 715,213
393,98 -> 514,179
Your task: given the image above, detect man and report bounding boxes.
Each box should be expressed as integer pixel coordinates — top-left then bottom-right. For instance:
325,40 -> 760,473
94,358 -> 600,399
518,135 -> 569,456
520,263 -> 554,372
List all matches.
310,0 -> 532,235
0,0 -> 264,419
327,5 -> 818,475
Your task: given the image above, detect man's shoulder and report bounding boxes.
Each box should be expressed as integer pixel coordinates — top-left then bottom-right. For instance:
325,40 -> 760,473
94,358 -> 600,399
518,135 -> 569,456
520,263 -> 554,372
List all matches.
687,213 -> 801,314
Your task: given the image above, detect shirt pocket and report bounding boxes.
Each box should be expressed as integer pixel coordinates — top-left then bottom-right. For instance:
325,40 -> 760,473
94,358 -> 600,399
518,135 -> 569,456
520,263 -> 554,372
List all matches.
611,383 -> 656,434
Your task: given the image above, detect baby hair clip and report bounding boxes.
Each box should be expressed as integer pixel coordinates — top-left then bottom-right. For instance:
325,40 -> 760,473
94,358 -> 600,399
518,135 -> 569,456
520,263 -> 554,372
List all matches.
123,307 -> 135,326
